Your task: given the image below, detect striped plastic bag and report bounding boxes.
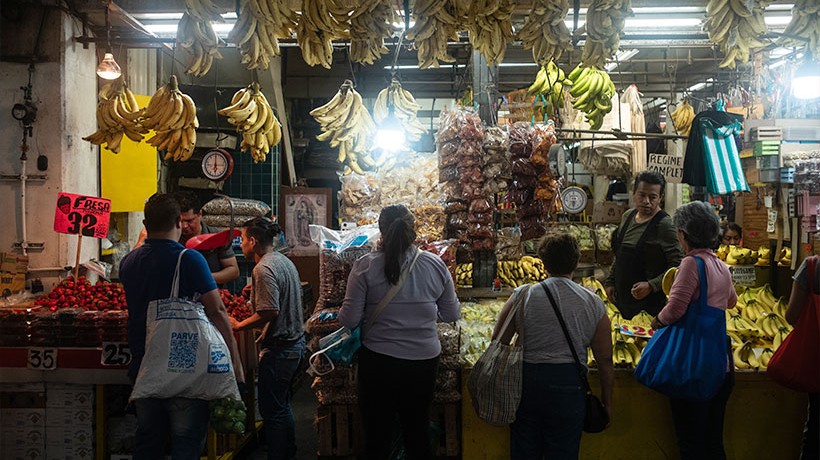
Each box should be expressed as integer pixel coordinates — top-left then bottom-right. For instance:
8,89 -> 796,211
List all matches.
699,117 -> 749,195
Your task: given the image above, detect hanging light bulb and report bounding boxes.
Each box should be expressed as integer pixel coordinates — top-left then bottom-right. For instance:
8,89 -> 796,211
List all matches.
96,52 -> 121,79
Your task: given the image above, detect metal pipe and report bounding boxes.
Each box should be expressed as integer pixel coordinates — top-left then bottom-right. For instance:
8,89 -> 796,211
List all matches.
555,128 -> 688,140
20,157 -> 27,256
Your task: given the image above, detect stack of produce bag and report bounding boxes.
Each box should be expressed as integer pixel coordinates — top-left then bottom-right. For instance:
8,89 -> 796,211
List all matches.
506,122 -> 545,241
201,197 -> 271,229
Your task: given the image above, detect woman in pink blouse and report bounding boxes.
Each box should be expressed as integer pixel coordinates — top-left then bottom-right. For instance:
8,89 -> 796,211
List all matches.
650,201 -> 737,460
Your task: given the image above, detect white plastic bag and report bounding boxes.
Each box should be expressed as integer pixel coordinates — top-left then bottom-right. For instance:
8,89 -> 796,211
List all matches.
130,250 -> 240,402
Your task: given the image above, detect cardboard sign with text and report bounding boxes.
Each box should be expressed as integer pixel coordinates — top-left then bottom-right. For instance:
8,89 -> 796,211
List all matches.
647,154 -> 684,183
53,193 -> 112,239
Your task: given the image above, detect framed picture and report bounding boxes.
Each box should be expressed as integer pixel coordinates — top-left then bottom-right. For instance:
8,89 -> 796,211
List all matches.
280,187 -> 332,256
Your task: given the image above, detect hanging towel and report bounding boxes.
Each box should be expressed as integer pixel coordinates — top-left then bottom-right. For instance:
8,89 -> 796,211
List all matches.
682,110 -> 744,187
699,117 -> 749,194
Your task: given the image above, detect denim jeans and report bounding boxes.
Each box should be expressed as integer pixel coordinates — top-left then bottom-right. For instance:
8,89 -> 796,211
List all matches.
510,363 -> 586,460
133,397 -> 210,460
258,337 -> 306,460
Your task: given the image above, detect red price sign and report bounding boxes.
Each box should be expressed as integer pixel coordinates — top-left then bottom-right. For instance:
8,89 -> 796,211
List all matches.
53,192 -> 111,239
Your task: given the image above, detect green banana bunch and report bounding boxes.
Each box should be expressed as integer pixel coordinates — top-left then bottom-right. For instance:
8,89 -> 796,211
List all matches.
527,60 -> 572,114
567,64 -> 615,130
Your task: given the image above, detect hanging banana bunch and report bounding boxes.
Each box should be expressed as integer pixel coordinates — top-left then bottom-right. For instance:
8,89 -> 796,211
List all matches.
349,0 -> 396,65
228,0 -> 298,70
310,80 -> 377,175
295,0 -> 351,68
518,0 -> 572,66
185,0 -> 223,21
582,0 -> 633,69
142,75 -> 199,162
778,0 -> 820,60
705,0 -> 771,69
670,99 -> 696,137
527,60 -> 572,113
372,78 -> 428,142
567,64 -> 616,130
218,82 -> 282,163
407,0 -> 460,69
83,81 -> 147,153
177,11 -> 222,77
465,0 -> 515,66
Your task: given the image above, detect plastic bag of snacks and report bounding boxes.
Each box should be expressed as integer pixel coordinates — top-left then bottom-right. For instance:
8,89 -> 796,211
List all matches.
420,239 -> 459,285
309,225 -> 380,312
339,172 -> 380,224
202,197 -> 271,217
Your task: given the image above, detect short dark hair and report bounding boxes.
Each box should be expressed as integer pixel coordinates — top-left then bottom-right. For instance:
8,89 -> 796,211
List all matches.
674,201 -> 721,249
723,222 -> 742,238
242,217 -> 280,248
633,170 -> 666,193
173,191 -> 202,214
144,193 -> 180,233
537,232 -> 580,276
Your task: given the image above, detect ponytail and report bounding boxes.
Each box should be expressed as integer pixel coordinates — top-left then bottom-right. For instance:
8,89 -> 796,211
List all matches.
242,217 -> 279,247
379,205 -> 416,285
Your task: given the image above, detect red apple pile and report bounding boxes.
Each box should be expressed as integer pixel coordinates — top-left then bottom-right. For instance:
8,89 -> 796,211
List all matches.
34,276 -> 127,312
219,289 -> 252,321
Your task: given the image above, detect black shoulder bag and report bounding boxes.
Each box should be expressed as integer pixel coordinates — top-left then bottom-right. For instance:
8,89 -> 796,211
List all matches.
541,282 -> 610,433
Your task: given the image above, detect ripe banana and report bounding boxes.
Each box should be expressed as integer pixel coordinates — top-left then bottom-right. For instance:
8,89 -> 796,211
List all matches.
83,80 -> 148,153
229,0 -> 297,70
779,0 -> 820,60
184,0 -> 222,21
310,80 -> 377,175
568,64 -> 615,130
349,0 -> 396,65
518,0 -> 572,66
464,0 -> 515,66
295,0 -> 349,69
527,60 -> 571,116
581,0 -> 633,69
705,0 -> 771,69
407,0 -> 460,69
372,78 -> 428,142
219,82 -> 282,163
177,11 -> 222,77
142,75 -> 199,162
670,99 -> 695,137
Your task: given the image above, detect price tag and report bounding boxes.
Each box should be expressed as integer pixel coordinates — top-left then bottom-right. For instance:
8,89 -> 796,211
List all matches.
767,209 -> 777,233
101,342 -> 132,366
27,348 -> 58,370
615,323 -> 654,338
53,192 -> 111,238
731,265 -> 757,287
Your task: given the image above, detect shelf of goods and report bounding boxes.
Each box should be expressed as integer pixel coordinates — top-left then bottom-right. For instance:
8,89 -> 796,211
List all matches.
456,279 -> 807,459
0,281 -> 259,460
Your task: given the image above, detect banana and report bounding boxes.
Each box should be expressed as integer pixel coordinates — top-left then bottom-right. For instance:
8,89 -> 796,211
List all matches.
407,0 -> 460,68
779,0 -> 820,60
372,78 -> 428,144
229,0 -> 297,70
349,0 -> 396,65
705,0 -> 771,68
311,80 -> 375,175
670,99 -> 695,136
518,0 -> 572,65
219,82 -> 281,163
581,0 -> 632,69
177,11 -> 222,77
141,75 -> 198,161
83,80 -> 149,153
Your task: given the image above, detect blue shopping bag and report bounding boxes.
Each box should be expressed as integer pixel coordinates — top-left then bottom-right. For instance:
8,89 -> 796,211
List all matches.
634,256 -> 728,401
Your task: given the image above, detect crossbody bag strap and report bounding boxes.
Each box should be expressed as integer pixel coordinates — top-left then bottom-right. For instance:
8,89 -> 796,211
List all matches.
540,281 -> 592,391
363,248 -> 422,335
170,249 -> 189,299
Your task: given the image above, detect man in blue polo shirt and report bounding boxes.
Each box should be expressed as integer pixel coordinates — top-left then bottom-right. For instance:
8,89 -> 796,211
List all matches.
120,193 -> 244,459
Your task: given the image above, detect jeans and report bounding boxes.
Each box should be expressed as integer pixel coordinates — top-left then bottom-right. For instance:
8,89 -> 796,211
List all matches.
668,370 -> 735,460
133,397 -> 210,460
510,363 -> 586,460
358,346 -> 439,460
258,337 -> 306,460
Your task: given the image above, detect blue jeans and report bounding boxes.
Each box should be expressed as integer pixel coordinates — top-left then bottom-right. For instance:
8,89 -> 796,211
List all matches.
510,363 -> 586,460
258,337 -> 306,460
133,397 -> 210,460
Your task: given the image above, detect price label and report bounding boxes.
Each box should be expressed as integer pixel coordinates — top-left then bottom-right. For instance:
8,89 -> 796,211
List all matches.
731,265 -> 757,287
101,342 -> 132,366
767,209 -> 777,233
53,192 -> 111,239
27,348 -> 58,370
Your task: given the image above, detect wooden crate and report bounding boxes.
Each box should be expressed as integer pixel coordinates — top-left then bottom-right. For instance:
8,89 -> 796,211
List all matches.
316,403 -> 460,458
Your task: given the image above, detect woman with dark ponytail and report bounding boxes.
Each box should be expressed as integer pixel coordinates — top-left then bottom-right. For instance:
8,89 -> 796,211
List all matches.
339,204 -> 461,459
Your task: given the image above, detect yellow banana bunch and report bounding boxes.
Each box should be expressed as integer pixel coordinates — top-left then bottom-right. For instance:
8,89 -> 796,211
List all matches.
527,60 -> 571,113
464,0 -> 515,65
517,0 -> 572,66
613,339 -> 642,368
496,257 -> 547,287
755,246 -> 771,266
177,10 -> 222,77
756,312 -> 791,339
218,82 -> 282,163
83,80 -> 147,153
580,276 -> 609,301
773,326 -> 792,350
779,0 -> 820,60
456,263 -> 473,287
142,76 -> 199,162
406,0 -> 460,69
705,0 -> 770,69
567,64 -> 615,130
778,247 -> 792,267
372,79 -> 428,142
581,0 -> 633,68
727,312 -> 760,340
632,311 -> 653,328
310,80 -> 377,176
725,245 -> 756,265
755,284 -> 778,311
349,0 -> 396,65
662,267 -> 678,296
670,99 -> 695,137
741,299 -> 767,322
229,0 -> 298,70
772,297 -> 789,318
295,0 -> 350,69
759,348 -> 774,369
716,244 -> 729,261
733,340 -> 760,370
184,0 -> 222,21
727,330 -> 744,347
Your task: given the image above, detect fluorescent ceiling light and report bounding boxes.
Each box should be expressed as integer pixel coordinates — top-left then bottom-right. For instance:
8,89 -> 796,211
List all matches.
687,78 -> 715,92
133,12 -> 237,20
383,64 -> 466,70
498,62 -> 539,68
605,49 -> 639,71
765,16 -> 793,26
625,18 -> 703,28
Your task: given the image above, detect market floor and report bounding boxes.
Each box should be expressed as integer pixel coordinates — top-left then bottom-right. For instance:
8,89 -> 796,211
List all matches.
244,377 -> 320,460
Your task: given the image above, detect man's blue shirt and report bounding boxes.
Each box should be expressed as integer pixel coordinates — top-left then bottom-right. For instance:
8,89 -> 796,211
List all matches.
120,238 -> 217,381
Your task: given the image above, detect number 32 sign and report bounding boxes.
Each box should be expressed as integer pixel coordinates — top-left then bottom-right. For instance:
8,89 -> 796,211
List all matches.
53,192 -> 111,238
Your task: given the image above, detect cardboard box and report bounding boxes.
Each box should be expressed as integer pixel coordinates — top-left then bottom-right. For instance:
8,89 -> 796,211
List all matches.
46,426 -> 93,447
0,409 -> 45,429
46,407 -> 93,427
0,253 -> 27,274
46,383 -> 93,409
592,202 -> 629,224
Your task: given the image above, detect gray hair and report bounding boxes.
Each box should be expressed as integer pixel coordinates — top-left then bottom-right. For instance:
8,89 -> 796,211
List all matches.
673,201 -> 720,249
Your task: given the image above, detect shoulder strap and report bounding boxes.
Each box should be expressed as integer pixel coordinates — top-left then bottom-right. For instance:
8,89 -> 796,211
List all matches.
692,255 -> 707,310
363,249 -> 422,335
540,281 -> 592,390
635,210 -> 668,247
170,249 -> 189,299
612,209 -> 638,252
809,256 -> 818,295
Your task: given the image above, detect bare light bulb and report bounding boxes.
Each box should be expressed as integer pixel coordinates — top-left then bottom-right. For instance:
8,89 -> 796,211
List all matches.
96,52 -> 121,80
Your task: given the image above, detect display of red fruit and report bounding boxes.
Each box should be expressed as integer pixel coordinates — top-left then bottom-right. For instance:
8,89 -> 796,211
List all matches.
34,276 -> 127,312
